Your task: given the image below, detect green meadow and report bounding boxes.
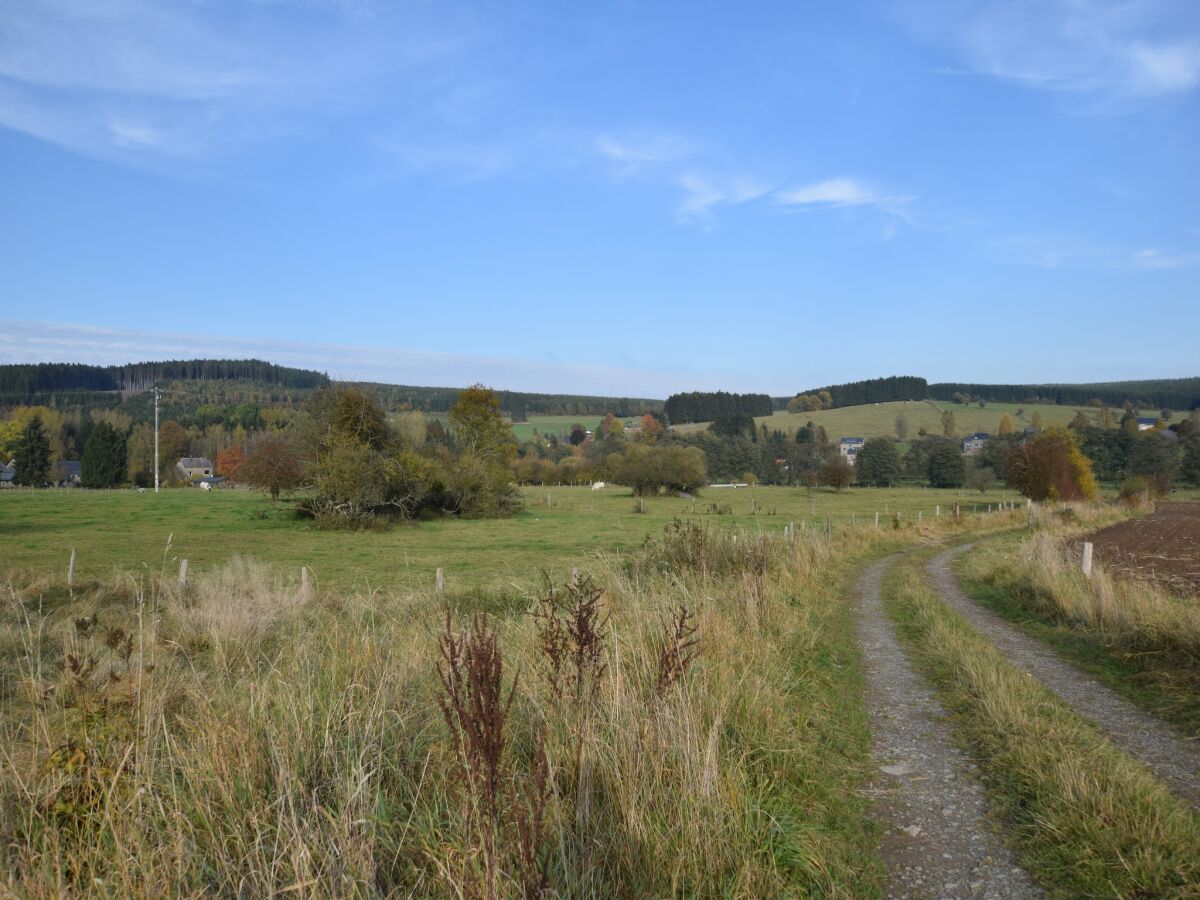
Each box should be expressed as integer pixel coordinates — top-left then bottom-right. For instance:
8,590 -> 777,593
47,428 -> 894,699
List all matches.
2,483 -> 1025,592
676,399 -> 1148,440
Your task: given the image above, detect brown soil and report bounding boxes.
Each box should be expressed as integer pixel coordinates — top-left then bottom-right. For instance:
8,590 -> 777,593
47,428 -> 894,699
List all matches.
1081,503 -> 1200,594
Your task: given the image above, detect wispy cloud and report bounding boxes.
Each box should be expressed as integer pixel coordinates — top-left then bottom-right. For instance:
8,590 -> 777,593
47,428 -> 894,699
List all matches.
993,234 -> 1200,270
0,321 -> 717,397
775,177 -> 916,234
675,173 -> 769,224
911,0 -> 1200,104
596,132 -> 694,167
0,0 -> 481,163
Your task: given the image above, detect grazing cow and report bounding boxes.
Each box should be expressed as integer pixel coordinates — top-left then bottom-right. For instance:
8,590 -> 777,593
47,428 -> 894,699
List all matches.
200,481 -> 213,492
591,481 -> 606,491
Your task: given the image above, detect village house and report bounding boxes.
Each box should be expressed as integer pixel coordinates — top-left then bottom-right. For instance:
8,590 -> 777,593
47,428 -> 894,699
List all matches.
962,432 -> 989,455
0,460 -> 14,487
52,460 -> 82,486
839,437 -> 864,464
176,456 -> 214,482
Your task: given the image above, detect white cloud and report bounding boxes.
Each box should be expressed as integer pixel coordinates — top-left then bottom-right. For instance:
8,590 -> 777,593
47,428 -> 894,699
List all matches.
912,0 -> 1200,103
993,235 -> 1200,270
0,0 -> 482,162
776,177 -> 882,207
596,133 -> 693,166
675,173 -> 768,224
0,321 -> 718,397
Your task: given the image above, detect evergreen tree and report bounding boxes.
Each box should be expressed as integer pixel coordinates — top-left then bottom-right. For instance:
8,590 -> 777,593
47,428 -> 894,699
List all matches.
81,421 -> 128,488
927,445 -> 966,488
855,438 -> 902,487
14,415 -> 51,485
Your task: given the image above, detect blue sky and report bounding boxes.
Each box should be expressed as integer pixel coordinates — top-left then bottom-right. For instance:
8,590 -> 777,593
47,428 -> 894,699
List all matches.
1,0 -> 1198,396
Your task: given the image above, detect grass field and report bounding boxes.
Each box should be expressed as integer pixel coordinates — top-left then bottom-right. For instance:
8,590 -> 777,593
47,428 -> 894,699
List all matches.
674,399 -> 1158,441
1,491 -> 1026,895
508,414 -> 638,441
1,484 -> 1025,592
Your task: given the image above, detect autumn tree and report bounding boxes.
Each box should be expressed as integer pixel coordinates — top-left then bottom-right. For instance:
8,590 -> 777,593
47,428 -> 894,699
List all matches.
611,444 -> 707,495
241,434 -> 306,503
1006,426 -> 1098,502
449,384 -> 516,463
637,413 -> 665,444
998,413 -> 1014,435
820,454 -> 853,491
158,419 -> 189,462
217,445 -> 247,481
14,415 -> 51,486
940,409 -> 956,437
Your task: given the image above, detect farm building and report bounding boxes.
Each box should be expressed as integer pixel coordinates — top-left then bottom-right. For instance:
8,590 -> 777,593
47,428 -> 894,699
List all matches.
176,456 -> 214,481
52,460 -> 82,486
1136,417 -> 1158,431
839,437 -> 865,464
962,433 -> 989,455
0,461 -> 13,487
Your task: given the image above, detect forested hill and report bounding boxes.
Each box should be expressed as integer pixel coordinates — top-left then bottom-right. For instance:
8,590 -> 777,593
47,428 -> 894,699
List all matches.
0,360 -> 663,419
777,375 -> 1200,412
351,383 -> 663,418
0,360 -> 330,395
928,378 -> 1200,410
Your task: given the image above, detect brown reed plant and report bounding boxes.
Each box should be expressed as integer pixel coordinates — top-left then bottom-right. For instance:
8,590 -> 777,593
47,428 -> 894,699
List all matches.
534,574 -> 609,705
655,603 -> 699,698
437,612 -> 517,899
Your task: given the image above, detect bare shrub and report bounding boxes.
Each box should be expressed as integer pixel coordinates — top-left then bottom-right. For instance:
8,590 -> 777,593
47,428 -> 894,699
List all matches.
655,604 -> 699,697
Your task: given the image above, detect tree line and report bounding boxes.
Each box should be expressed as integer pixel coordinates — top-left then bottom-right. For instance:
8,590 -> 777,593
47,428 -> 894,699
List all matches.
351,383 -> 664,418
663,391 -> 773,425
0,360 -> 330,395
929,378 -> 1200,410
778,376 -> 928,410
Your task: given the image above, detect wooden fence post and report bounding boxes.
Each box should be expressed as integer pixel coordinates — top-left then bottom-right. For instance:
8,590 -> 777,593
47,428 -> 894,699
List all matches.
1082,542 -> 1093,578
935,504 -> 940,517
436,567 -> 445,595
178,558 -> 188,588
67,548 -> 77,588
301,566 -> 309,594
874,511 -> 879,529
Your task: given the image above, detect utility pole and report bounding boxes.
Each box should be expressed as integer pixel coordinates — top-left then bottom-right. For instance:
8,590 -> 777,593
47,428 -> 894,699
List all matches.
154,385 -> 160,494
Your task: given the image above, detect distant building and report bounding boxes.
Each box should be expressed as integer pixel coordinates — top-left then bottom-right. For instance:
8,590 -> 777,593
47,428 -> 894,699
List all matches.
839,437 -> 865,464
1136,417 -> 1158,431
176,457 -> 214,481
52,460 -> 82,486
0,460 -> 14,487
962,433 -> 989,455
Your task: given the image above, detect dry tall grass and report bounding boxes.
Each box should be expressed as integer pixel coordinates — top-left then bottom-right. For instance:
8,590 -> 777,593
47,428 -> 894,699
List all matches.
0,513 -> 1017,896
960,507 -> 1200,666
885,559 -> 1200,896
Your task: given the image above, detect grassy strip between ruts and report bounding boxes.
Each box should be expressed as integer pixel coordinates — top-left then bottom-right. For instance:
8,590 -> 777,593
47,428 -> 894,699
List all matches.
883,553 -> 1200,898
953,528 -> 1200,737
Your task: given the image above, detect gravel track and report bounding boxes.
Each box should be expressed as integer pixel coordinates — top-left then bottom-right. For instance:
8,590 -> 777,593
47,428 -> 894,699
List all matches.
855,557 -> 1041,899
929,546 -> 1200,809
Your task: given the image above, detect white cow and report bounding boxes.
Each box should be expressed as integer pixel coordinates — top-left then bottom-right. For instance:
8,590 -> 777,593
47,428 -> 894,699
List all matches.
591,481 -> 606,491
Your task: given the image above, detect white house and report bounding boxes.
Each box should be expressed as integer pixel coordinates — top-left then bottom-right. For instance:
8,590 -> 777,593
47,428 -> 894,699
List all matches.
839,437 -> 865,464
962,432 -> 989,455
176,457 -> 214,481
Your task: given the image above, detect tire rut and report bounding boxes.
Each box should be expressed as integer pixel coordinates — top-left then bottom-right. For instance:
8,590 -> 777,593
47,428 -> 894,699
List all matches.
928,546 -> 1200,809
855,557 -> 1041,899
